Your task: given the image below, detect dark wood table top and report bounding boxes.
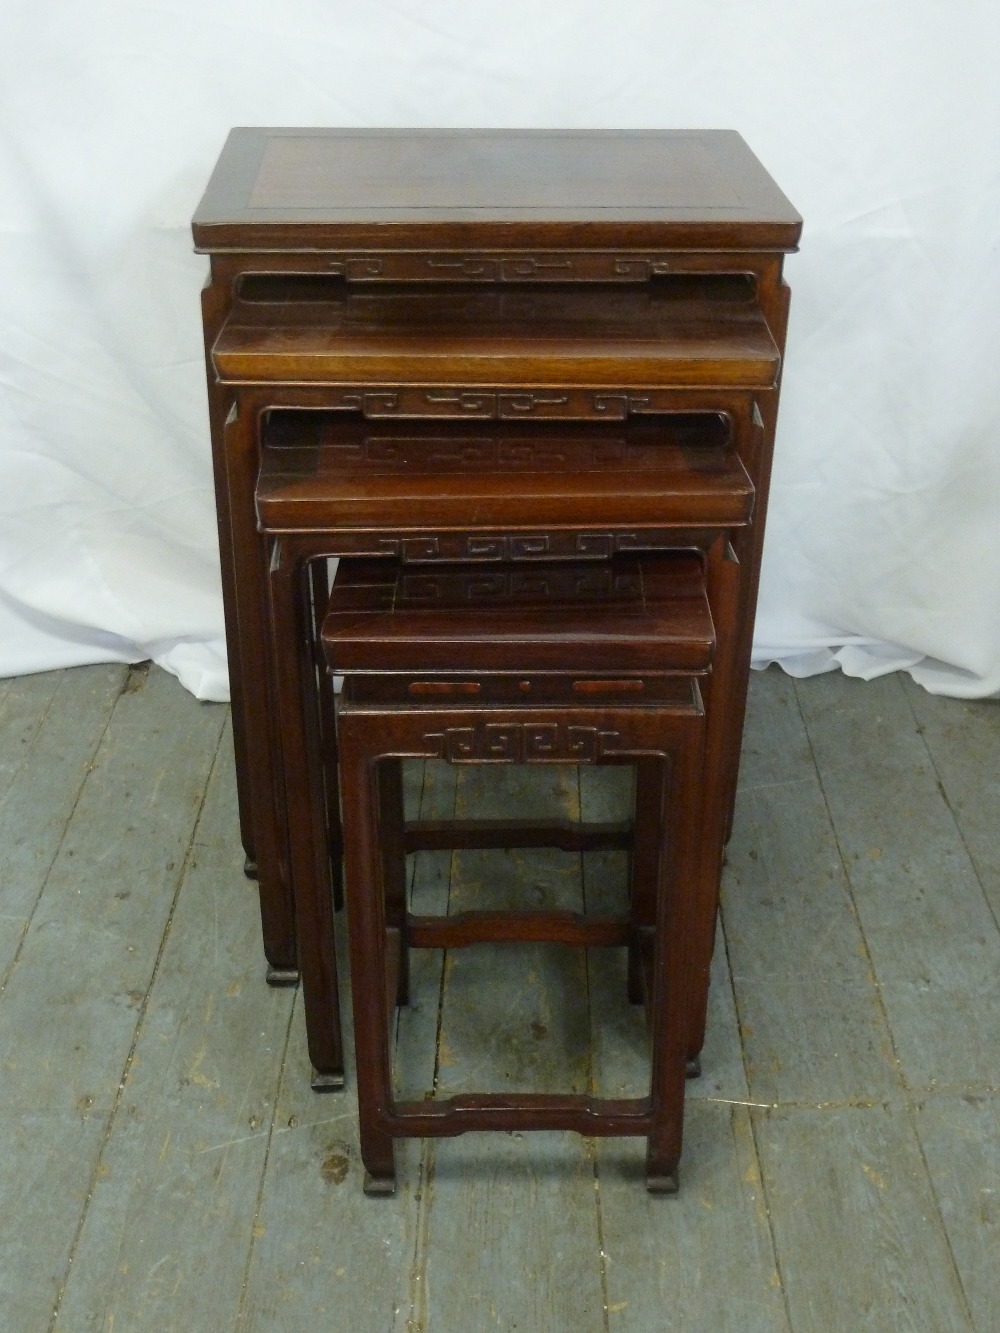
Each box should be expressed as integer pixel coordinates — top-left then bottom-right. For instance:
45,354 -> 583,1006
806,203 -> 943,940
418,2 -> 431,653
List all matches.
322,552 -> 715,675
212,278 -> 781,388
192,128 -> 802,253
255,415 -> 754,532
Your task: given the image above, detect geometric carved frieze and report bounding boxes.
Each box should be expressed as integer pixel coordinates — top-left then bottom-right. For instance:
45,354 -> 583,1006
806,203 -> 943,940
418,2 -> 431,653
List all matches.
368,530 -> 690,563
326,387 -> 660,422
396,565 -> 638,605
326,252 -> 679,285
326,435 -> 645,471
424,722 -> 626,764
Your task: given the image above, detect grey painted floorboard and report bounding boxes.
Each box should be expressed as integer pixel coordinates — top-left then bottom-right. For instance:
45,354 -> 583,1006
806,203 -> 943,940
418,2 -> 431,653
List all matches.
723,776 -> 900,1106
2,663 -> 998,1332
238,760 -> 451,1333
597,1105 -> 790,1333
0,919 -> 22,988
396,757 -> 456,1103
0,669 -> 66,798
0,665 -> 226,1113
914,1094 -> 1000,1333
0,665 -> 126,979
52,722 -> 294,1333
0,1111 -> 111,1333
739,666 -> 817,791
416,764 -> 605,1332
581,756 -> 788,1331
901,677 -> 1000,923
795,672 -> 1000,1091
755,1103 -> 974,1332
237,985 -> 425,1333
0,667 -> 225,1333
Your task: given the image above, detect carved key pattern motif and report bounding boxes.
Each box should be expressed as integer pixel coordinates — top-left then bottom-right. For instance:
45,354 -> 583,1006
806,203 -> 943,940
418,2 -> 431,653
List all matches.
324,388 -> 656,421
424,722 -> 626,764
397,565 -> 640,604
326,253 -> 677,283
365,529 -> 701,563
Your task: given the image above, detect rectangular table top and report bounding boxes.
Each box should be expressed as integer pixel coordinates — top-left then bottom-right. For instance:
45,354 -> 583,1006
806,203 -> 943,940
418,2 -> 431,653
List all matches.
213,278 -> 781,388
192,128 -> 801,253
322,552 -> 715,676
255,414 -> 754,533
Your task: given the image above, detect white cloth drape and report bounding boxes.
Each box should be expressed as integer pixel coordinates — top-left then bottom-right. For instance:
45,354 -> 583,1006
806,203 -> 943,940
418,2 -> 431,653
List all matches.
2,1 -> 998,701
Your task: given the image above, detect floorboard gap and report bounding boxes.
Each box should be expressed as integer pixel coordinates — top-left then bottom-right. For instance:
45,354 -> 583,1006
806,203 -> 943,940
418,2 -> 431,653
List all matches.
45,717 -> 226,1333
0,668 -> 127,996
900,681 -> 1000,940
234,990 -> 299,1331
791,676 -> 910,1096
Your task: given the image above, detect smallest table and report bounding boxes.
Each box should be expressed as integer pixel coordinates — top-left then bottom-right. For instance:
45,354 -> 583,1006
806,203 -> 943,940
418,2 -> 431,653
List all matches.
303,553 -> 714,1194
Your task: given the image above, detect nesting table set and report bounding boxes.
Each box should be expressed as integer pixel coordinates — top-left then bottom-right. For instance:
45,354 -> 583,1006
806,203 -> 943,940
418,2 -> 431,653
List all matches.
192,129 -> 800,1194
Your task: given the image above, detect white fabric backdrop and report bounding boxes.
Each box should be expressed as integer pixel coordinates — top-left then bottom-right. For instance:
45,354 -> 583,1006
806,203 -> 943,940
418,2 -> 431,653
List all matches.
2,1 -> 999,701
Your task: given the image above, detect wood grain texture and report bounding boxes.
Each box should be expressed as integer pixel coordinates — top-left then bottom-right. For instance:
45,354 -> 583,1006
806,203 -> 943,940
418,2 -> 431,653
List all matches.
0,665 -> 125,889
323,553 -> 714,675
597,1106 -> 790,1333
723,777 -> 899,1106
901,675 -> 1000,924
0,669 -> 225,1333
412,763 -> 605,1330
427,762 -> 590,1097
755,1103 -> 974,1332
0,1111 -> 110,1333
193,128 -> 802,252
914,1094 -> 1000,1332
796,672 -> 1000,1091
0,665 -> 126,979
0,669 -> 65,798
256,413 -> 754,533
214,282 -> 781,389
237,985 -> 424,1333
737,666 -> 816,791
237,984 -> 430,1333
195,126 -> 796,1033
0,667 -> 226,1115
6,665 -> 996,1330
417,1133 -> 606,1333
579,759 -> 786,1326
395,758 -> 457,1102
237,761 -> 453,1333
52,723 -> 294,1333
578,764 -> 749,1103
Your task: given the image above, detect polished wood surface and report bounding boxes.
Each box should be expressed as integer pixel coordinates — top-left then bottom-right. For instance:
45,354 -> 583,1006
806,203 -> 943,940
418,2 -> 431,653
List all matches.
192,130 -> 799,1118
264,517 -> 739,1097
322,554 -> 714,675
256,414 -> 754,532
322,554 -> 709,1193
213,278 -> 781,388
192,128 -> 802,252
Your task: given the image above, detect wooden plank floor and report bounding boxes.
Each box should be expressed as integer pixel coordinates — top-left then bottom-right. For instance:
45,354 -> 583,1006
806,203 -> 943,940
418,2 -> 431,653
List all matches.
1,663 -> 998,1331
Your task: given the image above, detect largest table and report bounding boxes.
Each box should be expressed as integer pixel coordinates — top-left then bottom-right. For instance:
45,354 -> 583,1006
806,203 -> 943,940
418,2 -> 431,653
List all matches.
192,129 -> 800,1050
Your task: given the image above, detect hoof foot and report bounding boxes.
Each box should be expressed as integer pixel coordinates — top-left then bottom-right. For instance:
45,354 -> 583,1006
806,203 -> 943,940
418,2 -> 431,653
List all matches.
685,1055 -> 701,1079
243,856 -> 258,880
363,1171 -> 397,1197
647,1167 -> 680,1195
266,965 -> 300,987
311,1069 -> 346,1092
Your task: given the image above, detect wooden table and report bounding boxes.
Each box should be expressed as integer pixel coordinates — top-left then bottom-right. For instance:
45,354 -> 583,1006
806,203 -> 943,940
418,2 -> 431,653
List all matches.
192,129 -> 800,1050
